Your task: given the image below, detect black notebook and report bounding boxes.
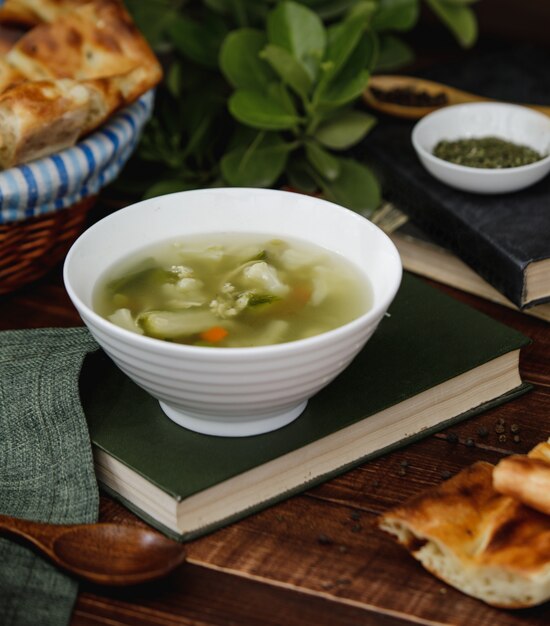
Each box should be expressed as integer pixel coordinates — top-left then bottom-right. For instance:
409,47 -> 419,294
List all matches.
366,45 -> 550,309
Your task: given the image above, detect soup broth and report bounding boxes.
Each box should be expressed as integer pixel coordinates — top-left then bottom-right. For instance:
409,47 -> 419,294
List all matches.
93,233 -> 372,348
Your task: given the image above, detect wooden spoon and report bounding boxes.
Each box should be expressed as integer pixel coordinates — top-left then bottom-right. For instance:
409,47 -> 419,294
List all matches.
363,74 -> 550,120
0,513 -> 186,585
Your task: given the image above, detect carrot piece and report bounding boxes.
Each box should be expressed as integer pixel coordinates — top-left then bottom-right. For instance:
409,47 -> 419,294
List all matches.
292,284 -> 312,305
199,326 -> 228,343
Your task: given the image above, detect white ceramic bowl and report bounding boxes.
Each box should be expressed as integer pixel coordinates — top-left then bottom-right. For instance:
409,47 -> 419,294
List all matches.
411,102 -> 550,194
64,188 -> 402,437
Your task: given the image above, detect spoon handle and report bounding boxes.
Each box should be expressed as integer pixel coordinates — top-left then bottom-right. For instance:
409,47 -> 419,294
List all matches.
0,513 -> 58,553
365,75 -> 550,120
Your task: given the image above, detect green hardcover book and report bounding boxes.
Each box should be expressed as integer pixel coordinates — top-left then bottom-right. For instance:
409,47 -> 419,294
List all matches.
81,274 -> 530,541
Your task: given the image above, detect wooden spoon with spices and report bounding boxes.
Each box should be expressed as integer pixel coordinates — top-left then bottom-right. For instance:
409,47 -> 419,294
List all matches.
0,513 -> 186,585
363,75 -> 550,120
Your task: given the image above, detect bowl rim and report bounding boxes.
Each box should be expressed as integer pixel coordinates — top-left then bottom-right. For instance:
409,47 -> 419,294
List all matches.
64,187 -> 403,359
411,101 -> 550,177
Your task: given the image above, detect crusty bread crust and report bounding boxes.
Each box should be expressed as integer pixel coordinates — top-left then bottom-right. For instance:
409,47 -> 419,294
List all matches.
0,58 -> 25,91
493,446 -> 550,517
377,460 -> 550,608
0,0 -> 92,25
529,441 -> 550,463
0,0 -> 42,27
7,0 -> 160,81
0,0 -> 162,168
0,79 -> 91,168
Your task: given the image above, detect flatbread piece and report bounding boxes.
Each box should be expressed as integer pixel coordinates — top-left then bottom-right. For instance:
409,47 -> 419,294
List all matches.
377,461 -> 550,608
0,79 -> 91,168
0,0 -> 162,168
493,442 -> 550,517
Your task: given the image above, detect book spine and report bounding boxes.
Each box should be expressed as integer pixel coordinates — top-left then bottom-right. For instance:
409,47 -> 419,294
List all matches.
370,152 -> 527,308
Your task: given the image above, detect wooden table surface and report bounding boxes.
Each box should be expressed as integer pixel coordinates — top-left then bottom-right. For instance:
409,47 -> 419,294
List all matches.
1,199 -> 549,626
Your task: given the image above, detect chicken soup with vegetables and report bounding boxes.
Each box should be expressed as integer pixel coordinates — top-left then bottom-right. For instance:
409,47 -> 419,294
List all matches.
94,234 -> 371,347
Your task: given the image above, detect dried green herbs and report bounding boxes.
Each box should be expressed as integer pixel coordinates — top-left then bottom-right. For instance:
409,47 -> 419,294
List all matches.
433,136 -> 545,169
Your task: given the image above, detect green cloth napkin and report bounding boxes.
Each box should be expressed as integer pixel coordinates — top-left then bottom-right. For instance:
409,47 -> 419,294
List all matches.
0,327 -> 99,626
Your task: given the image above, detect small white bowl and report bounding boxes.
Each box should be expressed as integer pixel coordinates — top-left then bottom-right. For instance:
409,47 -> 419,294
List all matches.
64,188 -> 402,437
411,102 -> 550,194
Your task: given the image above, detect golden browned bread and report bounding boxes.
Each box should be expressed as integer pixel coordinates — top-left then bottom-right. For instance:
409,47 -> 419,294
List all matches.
0,0 -> 90,25
493,442 -> 550,517
377,461 -> 550,608
529,441 -> 550,462
0,79 -> 91,168
0,0 -> 162,168
0,0 -> 42,26
0,57 -> 25,91
7,0 -> 161,82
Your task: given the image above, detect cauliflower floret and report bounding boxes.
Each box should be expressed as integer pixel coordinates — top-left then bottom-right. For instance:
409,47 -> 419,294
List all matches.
209,283 -> 251,318
310,266 -> 330,306
280,248 -> 319,271
176,277 -> 203,292
168,265 -> 194,279
108,308 -> 143,334
241,262 -> 289,297
161,278 -> 206,309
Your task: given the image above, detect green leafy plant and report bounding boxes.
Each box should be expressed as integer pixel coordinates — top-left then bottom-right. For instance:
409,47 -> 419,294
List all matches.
121,0 -> 479,215
219,2 -> 381,213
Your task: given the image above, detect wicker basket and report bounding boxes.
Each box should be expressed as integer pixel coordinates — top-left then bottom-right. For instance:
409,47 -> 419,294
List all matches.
0,90 -> 155,295
0,196 -> 96,295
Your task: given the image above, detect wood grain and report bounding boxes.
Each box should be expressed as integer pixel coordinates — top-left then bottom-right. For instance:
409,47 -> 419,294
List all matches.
0,171 -> 550,626
2,204 -> 549,624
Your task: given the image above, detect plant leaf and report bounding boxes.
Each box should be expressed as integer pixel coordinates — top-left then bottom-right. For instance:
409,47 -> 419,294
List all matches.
424,0 -> 478,47
323,5 -> 373,81
268,82 -> 299,116
305,141 -> 341,181
307,0 -> 371,20
345,0 -> 379,21
220,29 -> 275,91
320,158 -> 381,215
260,44 -> 312,100
221,132 -> 292,187
317,28 -> 377,108
267,1 -> 326,81
315,110 -> 377,150
229,89 -> 300,130
371,0 -> 419,32
125,0 -> 179,49
374,34 -> 414,71
321,71 -> 371,110
168,14 -> 228,68
166,62 -> 183,99
143,179 -> 199,201
286,155 -> 318,193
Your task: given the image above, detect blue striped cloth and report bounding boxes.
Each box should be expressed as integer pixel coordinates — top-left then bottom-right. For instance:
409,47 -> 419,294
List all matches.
0,90 -> 154,225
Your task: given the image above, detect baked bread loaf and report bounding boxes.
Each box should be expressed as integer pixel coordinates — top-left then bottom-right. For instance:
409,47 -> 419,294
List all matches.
0,0 -> 162,169
0,57 -> 25,91
6,0 -> 159,81
493,441 -> 550,517
528,441 -> 550,462
0,0 -> 42,27
377,460 -> 550,608
0,79 -> 91,168
0,0 -> 93,25
80,66 -> 157,135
